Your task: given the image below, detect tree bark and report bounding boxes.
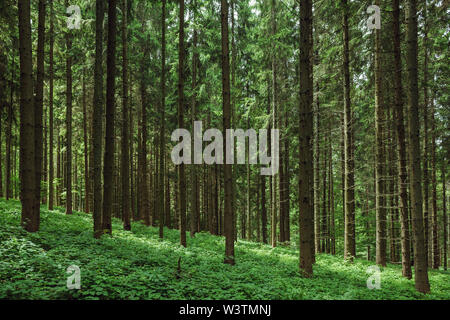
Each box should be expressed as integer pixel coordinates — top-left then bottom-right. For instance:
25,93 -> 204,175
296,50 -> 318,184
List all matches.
121,0 -> 131,231
159,0 -> 167,238
178,0 -> 187,247
34,0 -> 45,216
48,0 -> 54,210
18,0 -> 37,231
93,0 -> 104,238
392,0 -> 412,278
298,0 -> 314,277
221,0 -> 234,265
342,0 -> 355,261
102,0 -> 117,234
406,0 -> 430,294
190,0 -> 199,238
65,0 -> 73,216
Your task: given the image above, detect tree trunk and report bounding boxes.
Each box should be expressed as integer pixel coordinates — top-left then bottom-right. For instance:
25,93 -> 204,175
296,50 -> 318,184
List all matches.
221,0 -> 234,265
178,0 -> 187,247
102,0 -> 117,234
18,0 -> 37,231
405,0 -> 430,294
442,163 -> 447,270
422,4 -> 431,267
270,0 -> 278,248
48,0 -> 54,210
93,0 -> 104,238
34,0 -> 45,217
159,0 -> 167,238
313,82 -> 320,253
298,0 -> 314,277
190,0 -> 199,238
342,0 -> 355,261
392,0 -> 412,278
121,0 -> 131,231
81,69 -> 89,213
5,53 -> 14,201
65,0 -> 73,216
430,93 -> 439,269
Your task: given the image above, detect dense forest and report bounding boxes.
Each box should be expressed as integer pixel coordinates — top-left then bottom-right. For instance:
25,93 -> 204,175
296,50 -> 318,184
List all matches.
0,0 -> 448,300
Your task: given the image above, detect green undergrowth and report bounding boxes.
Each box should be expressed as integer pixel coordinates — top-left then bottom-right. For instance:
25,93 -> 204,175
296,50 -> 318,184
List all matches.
0,198 -> 448,300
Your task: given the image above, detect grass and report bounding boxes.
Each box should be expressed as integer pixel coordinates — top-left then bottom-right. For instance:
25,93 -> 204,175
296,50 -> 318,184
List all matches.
0,198 -> 448,300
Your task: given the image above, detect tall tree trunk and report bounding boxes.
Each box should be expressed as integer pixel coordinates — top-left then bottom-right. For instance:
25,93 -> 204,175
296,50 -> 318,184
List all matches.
178,0 -> 187,247
270,0 -> 278,248
102,0 -> 117,234
374,0 -> 386,267
422,2 -> 430,268
221,0 -> 234,265
34,0 -> 45,216
190,0 -> 199,238
330,135 -> 335,255
65,0 -> 73,216
313,82 -> 320,253
82,69 -> 89,213
342,0 -> 355,261
159,0 -> 167,238
121,0 -> 131,231
5,53 -> 14,201
284,105 -> 290,243
93,0 -> 104,238
298,0 -> 314,277
48,0 -> 54,210
18,0 -> 37,231
442,163 -> 447,270
405,0 -> 430,294
392,0 -> 412,278
430,93 -> 439,269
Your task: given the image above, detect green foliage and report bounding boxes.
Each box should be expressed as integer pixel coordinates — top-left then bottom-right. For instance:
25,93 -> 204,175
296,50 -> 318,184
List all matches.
0,199 -> 448,300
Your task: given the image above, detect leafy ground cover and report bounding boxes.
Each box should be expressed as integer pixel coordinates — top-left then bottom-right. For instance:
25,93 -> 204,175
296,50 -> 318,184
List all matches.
0,198 -> 448,300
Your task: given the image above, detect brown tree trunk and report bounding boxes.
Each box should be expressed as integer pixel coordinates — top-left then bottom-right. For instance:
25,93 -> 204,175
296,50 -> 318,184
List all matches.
5,53 -> 14,201
93,0 -> 104,238
374,0 -> 386,267
221,0 -> 234,265
121,0 -> 131,231
18,0 -> 37,231
48,0 -> 54,210
442,163 -> 447,270
178,0 -> 187,247
270,0 -> 278,248
102,0 -> 117,234
342,0 -> 355,261
159,0 -> 167,238
65,0 -> 73,216
422,3 -> 430,268
406,0 -> 430,294
34,0 -> 45,216
392,0 -> 412,278
298,0 -> 314,277
82,69 -> 89,213
190,0 -> 199,238
313,83 -> 320,253
430,93 -> 439,269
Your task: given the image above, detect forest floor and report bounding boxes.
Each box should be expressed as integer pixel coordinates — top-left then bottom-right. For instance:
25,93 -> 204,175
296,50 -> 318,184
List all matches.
0,198 -> 448,300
